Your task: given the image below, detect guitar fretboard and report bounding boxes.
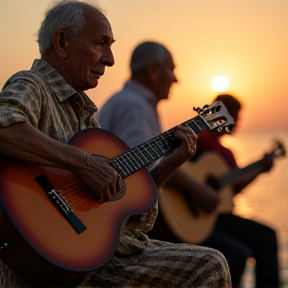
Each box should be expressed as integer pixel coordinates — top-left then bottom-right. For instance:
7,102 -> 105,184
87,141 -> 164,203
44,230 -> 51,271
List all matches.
109,115 -> 209,178
219,159 -> 265,188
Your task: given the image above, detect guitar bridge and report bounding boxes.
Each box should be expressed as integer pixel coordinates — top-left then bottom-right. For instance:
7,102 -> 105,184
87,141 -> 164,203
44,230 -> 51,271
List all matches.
35,174 -> 86,234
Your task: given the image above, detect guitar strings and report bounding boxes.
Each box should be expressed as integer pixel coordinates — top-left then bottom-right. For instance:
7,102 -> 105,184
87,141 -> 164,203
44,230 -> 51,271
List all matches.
111,117 -> 207,177
56,117 -> 207,205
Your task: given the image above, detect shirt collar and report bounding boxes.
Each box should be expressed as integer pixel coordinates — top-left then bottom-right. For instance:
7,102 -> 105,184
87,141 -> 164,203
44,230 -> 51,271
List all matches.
31,59 -> 97,113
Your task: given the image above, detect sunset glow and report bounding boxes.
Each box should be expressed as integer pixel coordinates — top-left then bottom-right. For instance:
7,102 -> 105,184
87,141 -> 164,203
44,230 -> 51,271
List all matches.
211,76 -> 230,92
0,2 -> 287,282
0,0 -> 287,132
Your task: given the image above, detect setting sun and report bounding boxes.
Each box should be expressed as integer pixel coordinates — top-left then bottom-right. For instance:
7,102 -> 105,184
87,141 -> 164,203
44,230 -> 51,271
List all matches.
212,75 -> 230,92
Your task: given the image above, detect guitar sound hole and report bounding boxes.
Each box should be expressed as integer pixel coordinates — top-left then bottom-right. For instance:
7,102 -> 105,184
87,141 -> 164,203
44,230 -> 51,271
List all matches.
109,177 -> 126,201
206,175 -> 220,190
91,177 -> 126,202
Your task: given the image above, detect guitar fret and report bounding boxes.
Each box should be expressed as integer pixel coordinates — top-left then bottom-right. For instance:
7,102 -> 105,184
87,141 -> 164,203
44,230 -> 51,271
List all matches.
134,147 -> 149,165
131,148 -> 147,167
119,155 -> 134,174
113,163 -> 128,177
110,161 -> 127,177
161,131 -> 175,151
109,113 -> 218,179
142,144 -> 156,160
154,138 -> 166,154
113,157 -> 130,177
156,135 -> 173,153
180,116 -> 209,135
147,141 -> 161,157
188,119 -> 202,134
125,151 -> 142,170
198,118 -> 208,130
159,134 -> 171,150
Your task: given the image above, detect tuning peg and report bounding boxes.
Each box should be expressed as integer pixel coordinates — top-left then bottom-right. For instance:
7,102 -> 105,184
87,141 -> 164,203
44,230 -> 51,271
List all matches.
193,107 -> 204,114
217,127 -> 223,133
225,126 -> 233,133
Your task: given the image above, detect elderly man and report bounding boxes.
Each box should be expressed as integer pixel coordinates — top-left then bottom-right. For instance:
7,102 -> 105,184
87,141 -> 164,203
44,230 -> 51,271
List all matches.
0,1 -> 231,287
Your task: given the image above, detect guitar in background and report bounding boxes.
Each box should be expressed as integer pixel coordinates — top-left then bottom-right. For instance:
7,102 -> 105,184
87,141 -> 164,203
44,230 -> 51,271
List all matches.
159,139 -> 286,244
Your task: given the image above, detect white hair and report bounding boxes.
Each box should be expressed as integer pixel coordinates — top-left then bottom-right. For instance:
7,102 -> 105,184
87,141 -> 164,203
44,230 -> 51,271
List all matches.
37,0 -> 103,54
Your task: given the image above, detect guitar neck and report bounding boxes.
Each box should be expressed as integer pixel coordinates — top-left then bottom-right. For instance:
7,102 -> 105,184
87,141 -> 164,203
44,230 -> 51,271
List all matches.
217,139 -> 286,189
219,159 -> 265,188
109,115 -> 209,178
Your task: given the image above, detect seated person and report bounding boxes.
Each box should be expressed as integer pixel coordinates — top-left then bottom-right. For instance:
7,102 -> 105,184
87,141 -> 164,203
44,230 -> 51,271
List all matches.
0,2 -> 231,287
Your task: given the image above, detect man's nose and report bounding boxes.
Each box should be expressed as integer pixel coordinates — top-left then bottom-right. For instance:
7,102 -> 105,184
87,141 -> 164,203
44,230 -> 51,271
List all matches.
173,73 -> 178,83
103,48 -> 115,67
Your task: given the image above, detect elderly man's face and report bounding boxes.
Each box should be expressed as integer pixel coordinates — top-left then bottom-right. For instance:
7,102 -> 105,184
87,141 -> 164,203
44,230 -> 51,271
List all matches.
66,9 -> 115,92
154,54 -> 178,101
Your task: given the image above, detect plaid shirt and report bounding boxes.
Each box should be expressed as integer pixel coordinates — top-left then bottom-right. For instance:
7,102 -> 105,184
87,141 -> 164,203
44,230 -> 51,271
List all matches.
0,59 -> 98,141
0,60 -> 231,287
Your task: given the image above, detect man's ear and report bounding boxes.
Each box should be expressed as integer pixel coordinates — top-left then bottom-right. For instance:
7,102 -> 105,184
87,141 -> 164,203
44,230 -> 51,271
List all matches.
146,62 -> 160,82
52,30 -> 69,58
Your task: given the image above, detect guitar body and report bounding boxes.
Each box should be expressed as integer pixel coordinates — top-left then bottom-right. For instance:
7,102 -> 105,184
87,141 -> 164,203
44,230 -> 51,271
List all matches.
0,128 -> 157,287
159,152 -> 234,244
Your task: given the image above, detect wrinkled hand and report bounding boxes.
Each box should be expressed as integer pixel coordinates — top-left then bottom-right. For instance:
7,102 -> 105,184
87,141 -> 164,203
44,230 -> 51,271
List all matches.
73,154 -> 122,202
261,153 -> 274,173
172,125 -> 197,164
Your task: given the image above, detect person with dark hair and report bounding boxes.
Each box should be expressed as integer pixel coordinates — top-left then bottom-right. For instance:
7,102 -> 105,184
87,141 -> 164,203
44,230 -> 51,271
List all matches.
188,94 -> 280,288
147,93 -> 280,287
0,2 -> 232,287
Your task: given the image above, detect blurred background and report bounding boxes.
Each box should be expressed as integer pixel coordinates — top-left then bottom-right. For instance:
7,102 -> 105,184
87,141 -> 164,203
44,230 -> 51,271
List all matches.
0,0 -> 287,286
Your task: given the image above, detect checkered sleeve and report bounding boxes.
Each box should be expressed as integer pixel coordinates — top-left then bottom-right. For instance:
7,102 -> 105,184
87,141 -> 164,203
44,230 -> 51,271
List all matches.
0,75 -> 42,128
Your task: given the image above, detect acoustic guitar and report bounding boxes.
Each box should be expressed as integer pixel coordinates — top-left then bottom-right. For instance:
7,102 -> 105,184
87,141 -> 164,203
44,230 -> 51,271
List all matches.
159,140 -> 286,244
0,101 -> 234,287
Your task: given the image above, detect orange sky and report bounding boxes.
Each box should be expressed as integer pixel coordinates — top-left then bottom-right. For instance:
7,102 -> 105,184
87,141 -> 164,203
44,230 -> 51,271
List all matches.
0,0 -> 287,133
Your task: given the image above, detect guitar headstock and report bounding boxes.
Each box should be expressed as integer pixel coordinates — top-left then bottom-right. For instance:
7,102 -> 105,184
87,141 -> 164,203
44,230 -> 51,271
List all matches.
270,140 -> 286,159
193,101 -> 235,134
